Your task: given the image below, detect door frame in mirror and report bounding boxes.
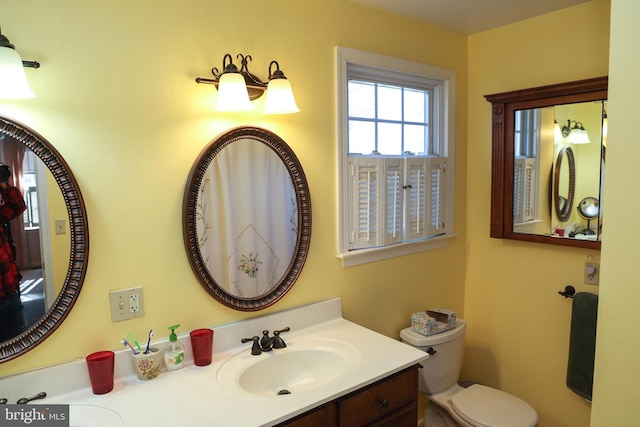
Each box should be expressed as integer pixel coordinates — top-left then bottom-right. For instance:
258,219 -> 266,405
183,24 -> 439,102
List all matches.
183,127 -> 311,311
0,116 -> 89,362
485,76 -> 607,249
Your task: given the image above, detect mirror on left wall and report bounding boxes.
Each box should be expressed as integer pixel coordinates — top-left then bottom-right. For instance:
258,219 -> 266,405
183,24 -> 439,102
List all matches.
0,115 -> 89,363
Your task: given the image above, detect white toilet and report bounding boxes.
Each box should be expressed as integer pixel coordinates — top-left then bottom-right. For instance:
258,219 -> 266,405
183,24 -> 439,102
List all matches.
400,319 -> 538,427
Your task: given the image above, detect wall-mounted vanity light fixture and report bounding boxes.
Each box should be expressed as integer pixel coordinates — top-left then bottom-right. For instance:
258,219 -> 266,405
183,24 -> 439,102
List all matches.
195,53 -> 299,114
561,119 -> 590,144
0,27 -> 40,99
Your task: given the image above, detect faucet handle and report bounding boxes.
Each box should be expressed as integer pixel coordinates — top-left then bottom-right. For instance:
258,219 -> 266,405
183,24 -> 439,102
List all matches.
274,327 -> 290,335
241,336 -> 262,355
17,392 -> 47,404
271,327 -> 290,349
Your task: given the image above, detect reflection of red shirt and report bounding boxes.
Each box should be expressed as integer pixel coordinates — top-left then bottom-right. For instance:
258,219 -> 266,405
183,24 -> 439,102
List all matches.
0,185 -> 27,298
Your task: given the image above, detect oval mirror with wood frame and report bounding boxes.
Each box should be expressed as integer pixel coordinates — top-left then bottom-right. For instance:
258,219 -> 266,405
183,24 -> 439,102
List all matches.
485,76 -> 607,249
0,116 -> 89,363
183,127 -> 311,311
554,146 -> 576,223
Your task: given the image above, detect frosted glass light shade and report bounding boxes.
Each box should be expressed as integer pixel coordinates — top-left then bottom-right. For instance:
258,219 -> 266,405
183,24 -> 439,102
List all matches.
0,47 -> 35,99
568,127 -> 590,144
214,72 -> 252,111
554,120 -> 562,143
263,78 -> 299,114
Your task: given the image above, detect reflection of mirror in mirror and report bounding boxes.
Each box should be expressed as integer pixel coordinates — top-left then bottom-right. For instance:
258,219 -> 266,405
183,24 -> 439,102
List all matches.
0,115 -> 88,363
183,127 -> 311,312
511,100 -> 605,242
553,145 -> 575,223
197,138 -> 297,298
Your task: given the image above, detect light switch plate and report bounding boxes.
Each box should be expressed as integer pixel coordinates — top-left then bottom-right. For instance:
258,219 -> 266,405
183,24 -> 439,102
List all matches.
109,286 -> 144,322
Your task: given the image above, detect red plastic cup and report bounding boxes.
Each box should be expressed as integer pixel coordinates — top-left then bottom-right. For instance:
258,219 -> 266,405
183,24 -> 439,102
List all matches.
86,351 -> 115,394
190,328 -> 214,366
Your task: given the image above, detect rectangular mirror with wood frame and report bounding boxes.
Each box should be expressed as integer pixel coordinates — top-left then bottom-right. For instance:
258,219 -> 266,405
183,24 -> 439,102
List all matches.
484,77 -> 607,250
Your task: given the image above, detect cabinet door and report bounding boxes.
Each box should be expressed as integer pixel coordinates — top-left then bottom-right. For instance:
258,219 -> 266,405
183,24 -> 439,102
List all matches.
369,403 -> 417,427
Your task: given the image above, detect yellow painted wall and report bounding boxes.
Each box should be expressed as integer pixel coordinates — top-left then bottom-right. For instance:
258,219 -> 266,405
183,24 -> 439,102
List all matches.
591,0 -> 640,424
466,1 -> 610,426
0,0 -> 467,380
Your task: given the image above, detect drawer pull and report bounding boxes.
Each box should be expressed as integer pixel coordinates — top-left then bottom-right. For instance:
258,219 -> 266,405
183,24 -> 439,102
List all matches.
379,398 -> 390,408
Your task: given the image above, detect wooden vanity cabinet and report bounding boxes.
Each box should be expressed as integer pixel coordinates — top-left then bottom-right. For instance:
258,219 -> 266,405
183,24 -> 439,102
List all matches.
276,365 -> 419,427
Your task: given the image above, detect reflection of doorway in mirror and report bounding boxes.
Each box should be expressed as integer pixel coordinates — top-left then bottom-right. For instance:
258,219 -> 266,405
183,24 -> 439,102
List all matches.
0,138 -> 57,333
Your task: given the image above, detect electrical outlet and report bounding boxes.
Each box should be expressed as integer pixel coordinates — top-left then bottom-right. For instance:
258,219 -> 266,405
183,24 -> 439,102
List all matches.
109,286 -> 144,322
584,261 -> 600,286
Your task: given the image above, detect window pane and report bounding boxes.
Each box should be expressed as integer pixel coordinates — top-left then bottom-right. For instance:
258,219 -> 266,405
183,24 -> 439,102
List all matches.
378,85 -> 402,121
378,123 -> 402,155
404,89 -> 426,123
348,81 -> 375,119
404,124 -> 426,154
349,120 -> 376,154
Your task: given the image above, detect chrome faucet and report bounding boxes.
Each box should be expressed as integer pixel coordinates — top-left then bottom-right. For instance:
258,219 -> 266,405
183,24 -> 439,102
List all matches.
241,327 -> 290,355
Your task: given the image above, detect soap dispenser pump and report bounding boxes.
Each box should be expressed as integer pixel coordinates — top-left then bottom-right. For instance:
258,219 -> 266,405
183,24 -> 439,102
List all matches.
164,324 -> 185,371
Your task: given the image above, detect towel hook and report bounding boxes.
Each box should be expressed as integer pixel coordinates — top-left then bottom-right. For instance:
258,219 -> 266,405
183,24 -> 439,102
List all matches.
559,285 -> 576,299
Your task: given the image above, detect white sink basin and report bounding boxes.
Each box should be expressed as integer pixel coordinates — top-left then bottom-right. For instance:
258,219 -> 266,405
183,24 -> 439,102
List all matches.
216,337 -> 361,396
69,404 -> 123,427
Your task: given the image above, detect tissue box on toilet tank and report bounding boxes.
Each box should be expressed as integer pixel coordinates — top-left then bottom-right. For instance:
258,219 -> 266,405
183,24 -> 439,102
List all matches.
411,308 -> 456,336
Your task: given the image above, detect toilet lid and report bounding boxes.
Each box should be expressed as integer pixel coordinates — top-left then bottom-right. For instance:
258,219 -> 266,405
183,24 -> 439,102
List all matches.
450,384 -> 538,427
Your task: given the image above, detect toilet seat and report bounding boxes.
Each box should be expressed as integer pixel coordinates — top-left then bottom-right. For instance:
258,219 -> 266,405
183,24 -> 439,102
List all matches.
449,384 -> 538,427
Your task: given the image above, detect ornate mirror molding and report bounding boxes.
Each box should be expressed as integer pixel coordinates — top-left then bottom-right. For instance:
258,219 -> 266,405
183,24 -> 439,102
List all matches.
485,76 -> 607,249
0,116 -> 89,362
183,127 -> 311,311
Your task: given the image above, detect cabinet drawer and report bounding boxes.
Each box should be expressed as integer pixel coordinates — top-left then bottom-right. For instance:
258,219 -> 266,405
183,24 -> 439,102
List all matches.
276,403 -> 336,427
338,366 -> 418,426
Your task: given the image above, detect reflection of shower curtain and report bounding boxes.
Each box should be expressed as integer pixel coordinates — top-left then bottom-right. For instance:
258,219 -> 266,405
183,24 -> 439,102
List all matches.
3,140 -> 27,270
198,139 -> 297,297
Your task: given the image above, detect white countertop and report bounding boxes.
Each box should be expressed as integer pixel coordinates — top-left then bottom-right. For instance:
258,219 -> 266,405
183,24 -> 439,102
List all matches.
1,298 -> 427,427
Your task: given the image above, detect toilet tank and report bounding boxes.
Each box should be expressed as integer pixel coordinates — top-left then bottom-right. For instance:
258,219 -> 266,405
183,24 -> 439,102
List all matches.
400,319 -> 466,395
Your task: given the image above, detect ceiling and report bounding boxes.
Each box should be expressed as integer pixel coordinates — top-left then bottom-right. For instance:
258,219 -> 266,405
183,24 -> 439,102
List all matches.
351,0 -> 593,34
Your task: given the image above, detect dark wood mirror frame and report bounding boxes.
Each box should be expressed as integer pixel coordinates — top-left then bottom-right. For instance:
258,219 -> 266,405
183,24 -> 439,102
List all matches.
484,76 -> 607,249
183,127 -> 311,311
0,116 -> 89,362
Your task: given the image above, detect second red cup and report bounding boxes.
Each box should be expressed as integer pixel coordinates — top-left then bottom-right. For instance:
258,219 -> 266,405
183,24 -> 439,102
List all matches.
190,328 -> 213,366
86,350 -> 115,394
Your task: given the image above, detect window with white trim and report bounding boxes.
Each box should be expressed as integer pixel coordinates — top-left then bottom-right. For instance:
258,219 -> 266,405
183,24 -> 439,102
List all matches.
336,47 -> 456,266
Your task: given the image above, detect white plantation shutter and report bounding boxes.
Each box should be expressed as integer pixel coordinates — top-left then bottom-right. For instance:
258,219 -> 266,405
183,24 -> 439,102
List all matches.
426,157 -> 446,237
384,159 -> 404,246
349,156 -> 446,250
405,158 -> 427,241
513,157 -> 536,223
350,157 -> 383,249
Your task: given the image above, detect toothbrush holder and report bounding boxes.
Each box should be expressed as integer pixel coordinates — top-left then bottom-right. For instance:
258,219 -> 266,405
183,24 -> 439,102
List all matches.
131,347 -> 162,380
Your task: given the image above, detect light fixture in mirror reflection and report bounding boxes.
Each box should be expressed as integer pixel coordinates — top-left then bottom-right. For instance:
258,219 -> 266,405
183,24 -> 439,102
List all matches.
183,127 -> 311,311
0,115 -> 88,363
485,76 -> 607,249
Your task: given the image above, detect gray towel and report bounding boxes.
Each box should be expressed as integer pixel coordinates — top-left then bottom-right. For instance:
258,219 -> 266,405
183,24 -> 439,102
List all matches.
566,292 -> 598,401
